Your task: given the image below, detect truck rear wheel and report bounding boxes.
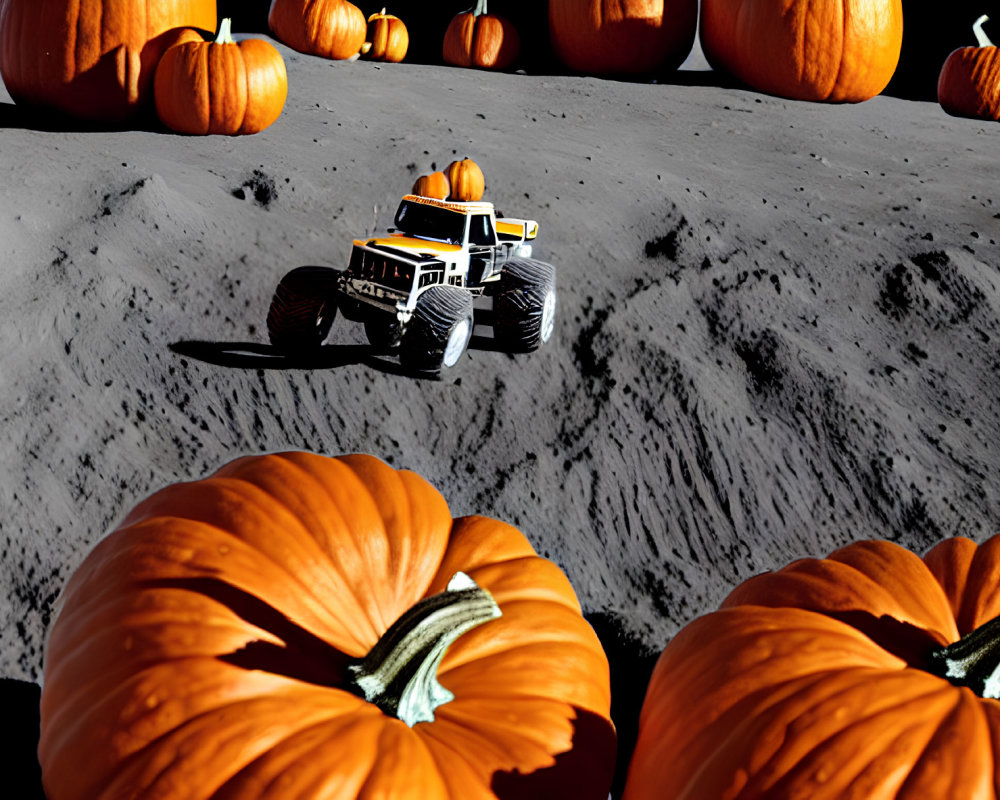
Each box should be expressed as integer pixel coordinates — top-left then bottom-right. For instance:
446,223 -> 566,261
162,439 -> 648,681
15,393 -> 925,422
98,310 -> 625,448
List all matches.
267,266 -> 340,354
400,286 -> 474,373
494,258 -> 557,352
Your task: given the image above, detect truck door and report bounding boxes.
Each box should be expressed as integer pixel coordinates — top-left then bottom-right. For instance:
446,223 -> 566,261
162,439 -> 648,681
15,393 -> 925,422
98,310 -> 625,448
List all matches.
468,213 -> 498,285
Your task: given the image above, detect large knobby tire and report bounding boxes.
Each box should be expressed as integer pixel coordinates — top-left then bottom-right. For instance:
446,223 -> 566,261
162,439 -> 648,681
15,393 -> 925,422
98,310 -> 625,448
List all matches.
364,312 -> 402,352
267,266 -> 340,354
399,286 -> 474,374
494,258 -> 557,352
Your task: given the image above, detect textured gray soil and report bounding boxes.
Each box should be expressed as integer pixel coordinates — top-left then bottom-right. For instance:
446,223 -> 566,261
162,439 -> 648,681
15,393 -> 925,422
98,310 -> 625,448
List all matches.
2,39 -> 999,782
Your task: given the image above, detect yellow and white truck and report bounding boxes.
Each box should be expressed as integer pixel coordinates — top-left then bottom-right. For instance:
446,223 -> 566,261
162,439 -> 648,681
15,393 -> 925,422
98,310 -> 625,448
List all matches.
267,194 -> 557,373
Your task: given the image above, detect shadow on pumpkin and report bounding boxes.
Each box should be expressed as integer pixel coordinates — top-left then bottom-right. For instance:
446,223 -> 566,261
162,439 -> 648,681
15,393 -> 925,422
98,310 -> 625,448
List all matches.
169,335 -> 515,378
491,707 -> 617,800
1,678 -> 45,799
146,577 -> 358,687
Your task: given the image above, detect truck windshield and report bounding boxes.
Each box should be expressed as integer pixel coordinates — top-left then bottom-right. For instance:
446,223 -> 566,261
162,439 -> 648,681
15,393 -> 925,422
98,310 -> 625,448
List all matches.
394,201 -> 466,245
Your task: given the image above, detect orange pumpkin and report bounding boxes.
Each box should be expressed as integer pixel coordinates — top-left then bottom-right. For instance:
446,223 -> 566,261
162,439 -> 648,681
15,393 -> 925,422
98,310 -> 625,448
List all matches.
154,19 -> 288,135
548,0 -> 697,76
624,534 -> 1000,800
412,171 -> 451,199
938,15 -> 1000,122
446,157 -> 486,201
38,452 -> 616,800
700,0 -> 904,102
0,0 -> 217,120
362,7 -> 409,62
443,0 -> 520,70
268,0 -> 366,60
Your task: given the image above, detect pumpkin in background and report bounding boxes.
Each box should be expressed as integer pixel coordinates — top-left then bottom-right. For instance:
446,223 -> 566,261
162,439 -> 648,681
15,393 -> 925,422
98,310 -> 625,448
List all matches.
155,19 -> 288,135
938,15 -> 1000,121
446,157 -> 486,201
362,8 -> 409,62
38,452 -> 616,800
412,171 -> 451,199
0,0 -> 217,121
624,534 -> 1000,800
268,0 -> 366,60
548,0 -> 697,76
443,0 -> 520,70
700,0 -> 903,102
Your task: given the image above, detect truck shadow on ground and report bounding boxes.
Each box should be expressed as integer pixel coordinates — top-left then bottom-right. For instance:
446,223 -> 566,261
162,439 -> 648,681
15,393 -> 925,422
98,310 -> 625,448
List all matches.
169,336 -> 507,379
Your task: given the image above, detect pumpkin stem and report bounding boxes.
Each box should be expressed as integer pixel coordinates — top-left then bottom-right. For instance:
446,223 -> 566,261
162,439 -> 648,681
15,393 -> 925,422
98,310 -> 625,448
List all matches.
347,572 -> 501,726
927,614 -> 1000,698
474,0 -> 488,17
973,15 -> 993,48
215,17 -> 235,46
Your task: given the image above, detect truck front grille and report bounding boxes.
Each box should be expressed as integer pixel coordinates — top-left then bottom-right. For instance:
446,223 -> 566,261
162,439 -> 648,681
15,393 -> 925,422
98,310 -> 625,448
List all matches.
350,247 -> 414,290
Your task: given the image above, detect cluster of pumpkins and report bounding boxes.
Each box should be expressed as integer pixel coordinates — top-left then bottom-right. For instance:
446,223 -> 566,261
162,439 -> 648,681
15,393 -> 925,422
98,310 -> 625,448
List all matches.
411,157 -> 485,202
34,449 -> 1000,799
0,1 -> 997,135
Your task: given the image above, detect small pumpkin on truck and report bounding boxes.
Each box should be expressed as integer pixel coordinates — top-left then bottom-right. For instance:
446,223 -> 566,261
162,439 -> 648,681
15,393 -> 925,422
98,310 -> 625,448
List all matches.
267,193 -> 557,373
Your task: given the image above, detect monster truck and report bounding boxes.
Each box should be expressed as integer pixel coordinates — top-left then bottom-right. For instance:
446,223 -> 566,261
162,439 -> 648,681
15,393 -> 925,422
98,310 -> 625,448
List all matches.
266,193 -> 557,373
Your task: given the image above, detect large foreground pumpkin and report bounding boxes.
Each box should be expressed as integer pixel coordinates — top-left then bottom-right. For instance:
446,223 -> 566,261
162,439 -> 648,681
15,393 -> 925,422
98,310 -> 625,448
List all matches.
624,534 -> 1000,799
39,452 -> 615,800
700,0 -> 903,102
0,0 -> 217,120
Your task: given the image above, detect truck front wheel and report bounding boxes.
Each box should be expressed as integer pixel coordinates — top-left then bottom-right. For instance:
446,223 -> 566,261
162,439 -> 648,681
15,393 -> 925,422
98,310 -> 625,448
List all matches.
267,266 -> 340,354
400,286 -> 474,373
494,258 -> 557,352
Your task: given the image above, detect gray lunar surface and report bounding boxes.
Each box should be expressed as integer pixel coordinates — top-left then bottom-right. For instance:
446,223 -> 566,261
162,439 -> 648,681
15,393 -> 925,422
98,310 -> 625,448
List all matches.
1,32 -> 999,784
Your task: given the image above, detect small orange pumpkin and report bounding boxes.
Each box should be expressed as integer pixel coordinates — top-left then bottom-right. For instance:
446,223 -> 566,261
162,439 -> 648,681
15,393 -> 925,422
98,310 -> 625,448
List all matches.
445,157 -> 485,201
268,0 -> 366,60
443,0 -> 520,70
700,0 -> 904,102
938,15 -> 1000,122
362,8 -> 409,62
549,0 -> 697,76
412,171 -> 451,199
0,0 -> 217,120
38,452 -> 616,800
624,534 -> 1000,800
155,19 -> 288,135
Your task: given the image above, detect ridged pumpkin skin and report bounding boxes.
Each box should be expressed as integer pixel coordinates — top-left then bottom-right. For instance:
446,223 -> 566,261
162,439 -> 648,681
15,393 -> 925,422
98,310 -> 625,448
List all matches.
938,17 -> 1000,122
548,0 -> 697,76
700,0 -> 903,102
412,171 -> 451,200
365,8 -> 409,62
39,452 -> 615,800
624,535 -> 1000,800
446,158 -> 486,201
443,1 -> 520,70
155,21 -> 288,135
0,0 -> 217,121
268,0 -> 366,60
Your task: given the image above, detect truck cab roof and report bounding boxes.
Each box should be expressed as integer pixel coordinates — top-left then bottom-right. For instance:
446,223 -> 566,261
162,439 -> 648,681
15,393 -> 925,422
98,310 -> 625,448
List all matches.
400,194 -> 495,215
